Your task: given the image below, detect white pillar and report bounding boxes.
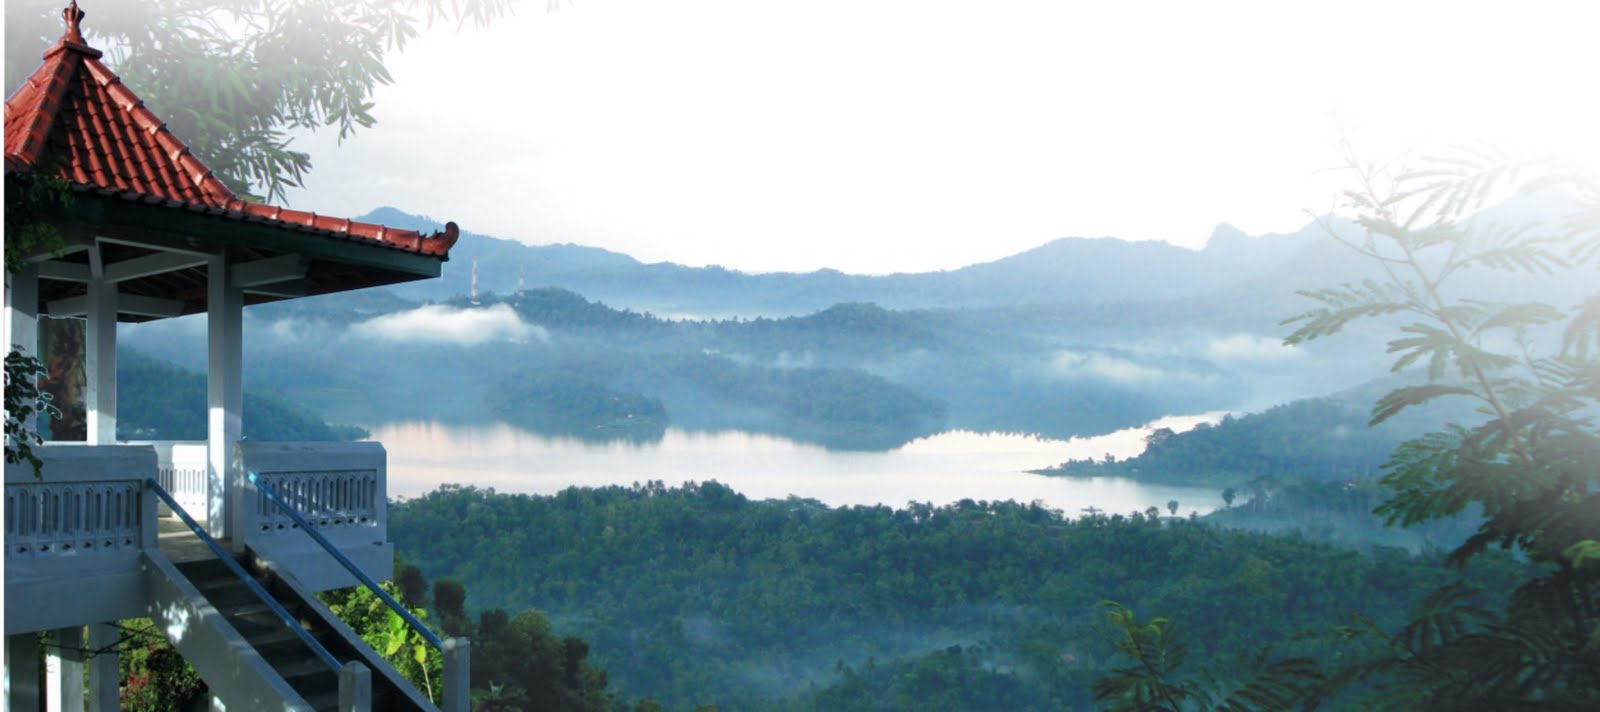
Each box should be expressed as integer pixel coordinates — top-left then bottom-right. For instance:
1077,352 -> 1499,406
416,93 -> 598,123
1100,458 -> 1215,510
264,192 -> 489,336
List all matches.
207,256 -> 243,541
4,266 -> 41,438
443,637 -> 471,712
45,627 -> 83,712
85,624 -> 118,712
5,633 -> 42,712
338,661 -> 372,712
5,265 -> 39,355
85,278 -> 117,445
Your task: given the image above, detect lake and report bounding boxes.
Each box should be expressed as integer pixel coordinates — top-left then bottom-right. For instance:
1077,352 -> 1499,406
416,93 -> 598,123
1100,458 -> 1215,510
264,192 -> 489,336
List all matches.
370,412 -> 1228,517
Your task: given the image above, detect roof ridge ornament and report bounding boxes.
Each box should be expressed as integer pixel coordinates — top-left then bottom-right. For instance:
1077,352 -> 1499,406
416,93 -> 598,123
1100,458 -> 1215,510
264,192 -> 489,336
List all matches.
5,3 -> 460,261
44,1 -> 102,60
64,1 -> 85,40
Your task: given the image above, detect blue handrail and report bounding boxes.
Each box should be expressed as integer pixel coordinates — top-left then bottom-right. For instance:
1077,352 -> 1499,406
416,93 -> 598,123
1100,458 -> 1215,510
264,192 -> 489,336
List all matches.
248,471 -> 444,650
144,478 -> 342,672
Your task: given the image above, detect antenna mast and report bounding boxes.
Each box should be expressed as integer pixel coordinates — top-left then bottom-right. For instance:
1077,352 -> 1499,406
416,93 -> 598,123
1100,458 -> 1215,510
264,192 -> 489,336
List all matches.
470,258 -> 480,305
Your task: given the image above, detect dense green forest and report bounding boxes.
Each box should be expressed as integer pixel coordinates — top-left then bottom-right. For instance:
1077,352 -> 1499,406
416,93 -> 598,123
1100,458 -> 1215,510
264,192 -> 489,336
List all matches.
1037,396 -> 1405,486
390,483 -> 1527,710
1202,476 -> 1482,552
1032,380 -> 1475,494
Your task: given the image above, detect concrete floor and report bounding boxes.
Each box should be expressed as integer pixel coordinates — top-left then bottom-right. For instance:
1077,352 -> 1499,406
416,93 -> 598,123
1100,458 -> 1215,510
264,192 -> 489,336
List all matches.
156,515 -> 234,564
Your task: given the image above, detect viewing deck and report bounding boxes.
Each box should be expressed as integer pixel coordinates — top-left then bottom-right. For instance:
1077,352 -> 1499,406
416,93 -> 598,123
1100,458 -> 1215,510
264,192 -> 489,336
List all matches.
3,442 -> 465,712
5,441 -> 394,634
5,5 -> 464,708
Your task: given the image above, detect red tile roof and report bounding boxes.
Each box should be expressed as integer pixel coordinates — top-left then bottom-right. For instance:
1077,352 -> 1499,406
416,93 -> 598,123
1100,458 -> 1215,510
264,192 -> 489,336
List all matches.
4,2 -> 458,258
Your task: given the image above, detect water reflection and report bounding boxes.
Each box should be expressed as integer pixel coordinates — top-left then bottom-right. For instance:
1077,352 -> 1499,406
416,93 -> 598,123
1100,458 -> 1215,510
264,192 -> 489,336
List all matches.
372,413 -> 1227,517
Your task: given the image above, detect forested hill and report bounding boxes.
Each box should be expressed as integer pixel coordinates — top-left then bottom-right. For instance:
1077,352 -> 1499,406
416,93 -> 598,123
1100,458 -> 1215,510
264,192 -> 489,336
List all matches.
115,350 -> 366,441
390,483 -> 1527,710
117,196 -> 1580,449
117,274 -> 1454,452
1039,396 -> 1400,485
137,286 -> 1249,448
1035,376 -> 1475,487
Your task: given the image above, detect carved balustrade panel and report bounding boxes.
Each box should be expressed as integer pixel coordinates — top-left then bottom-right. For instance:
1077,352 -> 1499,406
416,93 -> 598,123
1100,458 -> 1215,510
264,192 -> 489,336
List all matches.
4,479 -> 144,558
251,469 -> 380,535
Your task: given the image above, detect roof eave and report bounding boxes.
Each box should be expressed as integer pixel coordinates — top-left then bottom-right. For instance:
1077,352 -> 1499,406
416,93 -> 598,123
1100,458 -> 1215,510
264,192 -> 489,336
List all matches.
61,193 -> 447,279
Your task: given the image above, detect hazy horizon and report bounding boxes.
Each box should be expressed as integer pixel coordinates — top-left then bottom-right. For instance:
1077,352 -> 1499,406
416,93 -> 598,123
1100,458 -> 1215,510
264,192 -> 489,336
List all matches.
279,0 -> 1600,275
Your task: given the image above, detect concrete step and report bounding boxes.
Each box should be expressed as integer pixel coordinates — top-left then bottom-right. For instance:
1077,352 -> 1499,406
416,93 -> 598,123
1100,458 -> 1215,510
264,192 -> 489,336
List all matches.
173,551 -> 433,711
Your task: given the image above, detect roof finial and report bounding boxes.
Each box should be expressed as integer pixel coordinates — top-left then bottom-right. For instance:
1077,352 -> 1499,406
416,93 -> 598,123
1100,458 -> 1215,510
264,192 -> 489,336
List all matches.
44,0 -> 101,59
63,1 -> 86,42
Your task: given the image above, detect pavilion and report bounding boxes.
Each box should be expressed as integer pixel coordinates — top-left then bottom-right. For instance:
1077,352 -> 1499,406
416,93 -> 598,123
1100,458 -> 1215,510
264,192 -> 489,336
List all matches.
6,3 -> 467,710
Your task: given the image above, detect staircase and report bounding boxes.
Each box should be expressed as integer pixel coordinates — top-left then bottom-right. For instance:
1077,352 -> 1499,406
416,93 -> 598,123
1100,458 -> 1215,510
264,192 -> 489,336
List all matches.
141,476 -> 459,712
174,555 -> 431,711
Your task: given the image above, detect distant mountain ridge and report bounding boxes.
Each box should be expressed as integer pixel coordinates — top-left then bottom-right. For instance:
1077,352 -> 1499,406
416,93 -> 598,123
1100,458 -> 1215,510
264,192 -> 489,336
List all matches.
114,193 -> 1585,454
358,207 -> 1334,316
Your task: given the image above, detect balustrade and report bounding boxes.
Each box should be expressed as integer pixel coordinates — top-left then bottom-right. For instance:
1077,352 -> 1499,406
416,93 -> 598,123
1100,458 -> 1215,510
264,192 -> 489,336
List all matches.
251,469 -> 380,533
5,446 -> 158,634
237,441 -> 393,591
148,441 -> 209,518
4,479 -> 143,557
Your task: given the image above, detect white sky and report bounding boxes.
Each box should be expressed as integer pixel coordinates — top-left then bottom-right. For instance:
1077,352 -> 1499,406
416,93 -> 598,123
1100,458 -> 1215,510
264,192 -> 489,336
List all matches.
281,0 -> 1600,275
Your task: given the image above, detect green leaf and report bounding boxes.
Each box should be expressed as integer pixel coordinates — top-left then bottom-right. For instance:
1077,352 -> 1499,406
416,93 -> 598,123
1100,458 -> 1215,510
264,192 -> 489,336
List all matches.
1282,280 -> 1414,345
1370,384 -> 1477,426
1473,301 -> 1563,336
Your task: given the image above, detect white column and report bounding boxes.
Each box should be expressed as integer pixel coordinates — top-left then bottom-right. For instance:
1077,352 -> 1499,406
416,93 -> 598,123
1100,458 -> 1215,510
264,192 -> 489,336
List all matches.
5,265 -> 39,355
46,627 -> 84,712
86,624 -> 118,712
85,278 -> 117,445
339,661 -> 372,712
207,256 -> 243,542
443,637 -> 471,712
4,266 -> 41,439
5,633 -> 42,712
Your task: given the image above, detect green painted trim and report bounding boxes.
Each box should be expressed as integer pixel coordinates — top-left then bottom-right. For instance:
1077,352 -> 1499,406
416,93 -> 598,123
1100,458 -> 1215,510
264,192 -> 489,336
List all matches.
57,194 -> 445,277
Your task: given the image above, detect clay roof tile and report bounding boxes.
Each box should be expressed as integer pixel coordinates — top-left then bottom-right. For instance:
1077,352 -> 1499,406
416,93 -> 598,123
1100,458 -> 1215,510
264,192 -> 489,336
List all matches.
4,2 -> 455,261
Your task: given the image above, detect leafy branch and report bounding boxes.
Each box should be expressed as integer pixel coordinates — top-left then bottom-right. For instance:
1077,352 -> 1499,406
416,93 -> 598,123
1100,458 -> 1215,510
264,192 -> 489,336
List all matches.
3,350 -> 54,478
5,0 -> 523,202
1283,147 -> 1600,705
1093,601 -> 1327,712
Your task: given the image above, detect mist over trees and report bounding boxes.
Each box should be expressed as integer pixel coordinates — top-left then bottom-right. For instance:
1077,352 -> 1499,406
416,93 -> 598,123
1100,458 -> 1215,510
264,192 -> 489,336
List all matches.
388,482 -> 1530,710
19,2 -> 1597,708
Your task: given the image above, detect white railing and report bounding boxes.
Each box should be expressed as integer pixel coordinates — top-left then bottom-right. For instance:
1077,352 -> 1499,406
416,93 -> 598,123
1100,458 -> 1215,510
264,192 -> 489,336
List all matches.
4,479 -> 143,557
5,446 -> 159,634
132,440 -> 208,519
251,469 -> 380,533
237,442 -> 393,592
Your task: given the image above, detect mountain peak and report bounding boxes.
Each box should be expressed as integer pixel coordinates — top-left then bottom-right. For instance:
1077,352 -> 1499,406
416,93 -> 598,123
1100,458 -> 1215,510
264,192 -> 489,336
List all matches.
358,206 -> 447,233
1203,223 -> 1253,251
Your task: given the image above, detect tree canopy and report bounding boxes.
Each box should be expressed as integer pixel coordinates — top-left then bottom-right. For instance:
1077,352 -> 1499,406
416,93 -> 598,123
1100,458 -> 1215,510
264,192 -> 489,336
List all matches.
4,0 -> 519,202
